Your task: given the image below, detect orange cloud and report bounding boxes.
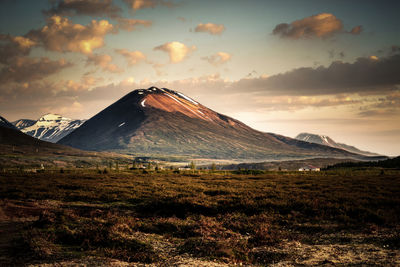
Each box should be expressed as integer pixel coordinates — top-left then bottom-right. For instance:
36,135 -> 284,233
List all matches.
115,49 -> 146,66
202,52 -> 232,66
0,34 -> 37,64
154,41 -> 196,63
116,18 -> 152,31
64,75 -> 102,92
349,25 -> 363,35
86,54 -> 123,73
27,15 -> 113,54
273,13 -> 344,39
194,23 -> 225,35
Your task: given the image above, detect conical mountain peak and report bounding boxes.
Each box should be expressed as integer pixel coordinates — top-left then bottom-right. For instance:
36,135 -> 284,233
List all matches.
58,88 -> 362,160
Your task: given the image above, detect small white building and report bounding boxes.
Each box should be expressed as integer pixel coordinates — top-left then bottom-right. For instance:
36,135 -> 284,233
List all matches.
299,165 -> 320,171
178,167 -> 192,171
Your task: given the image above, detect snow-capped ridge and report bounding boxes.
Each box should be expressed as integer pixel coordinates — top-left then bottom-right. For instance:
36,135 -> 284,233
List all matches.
295,132 -> 380,157
14,113 -> 86,143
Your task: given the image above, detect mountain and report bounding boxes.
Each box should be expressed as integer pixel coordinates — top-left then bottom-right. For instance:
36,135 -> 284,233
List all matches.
12,119 -> 36,129
295,133 -> 380,157
0,115 -> 129,167
13,114 -> 86,143
0,116 -> 19,130
1,115 -> 83,154
58,87 -> 365,160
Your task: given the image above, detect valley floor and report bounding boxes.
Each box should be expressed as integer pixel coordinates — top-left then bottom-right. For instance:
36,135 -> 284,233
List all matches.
0,169 -> 399,266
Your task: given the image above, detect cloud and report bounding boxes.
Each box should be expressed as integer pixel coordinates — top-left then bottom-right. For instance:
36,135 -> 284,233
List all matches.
27,15 -> 113,54
349,25 -> 363,35
71,73 -> 364,116
44,0 -> 121,18
358,91 -> 400,117
0,73 -> 104,119
62,75 -> 103,92
0,34 -> 37,64
202,52 -> 232,66
86,53 -> 123,73
115,18 -> 152,31
391,45 -> 400,54
0,57 -> 72,84
153,41 -> 196,63
123,0 -> 174,10
272,13 -> 361,39
232,54 -> 400,96
115,49 -> 146,66
152,63 -> 166,76
194,23 -> 225,35
254,95 -> 361,112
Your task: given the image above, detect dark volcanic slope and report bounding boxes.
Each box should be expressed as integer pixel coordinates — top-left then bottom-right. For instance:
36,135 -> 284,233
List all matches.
59,87 -> 361,160
1,122 -> 77,154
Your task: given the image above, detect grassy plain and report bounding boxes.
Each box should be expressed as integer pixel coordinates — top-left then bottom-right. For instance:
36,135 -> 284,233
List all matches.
0,169 -> 399,266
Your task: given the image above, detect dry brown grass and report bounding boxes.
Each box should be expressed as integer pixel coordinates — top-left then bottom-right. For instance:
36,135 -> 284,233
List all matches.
0,169 -> 399,265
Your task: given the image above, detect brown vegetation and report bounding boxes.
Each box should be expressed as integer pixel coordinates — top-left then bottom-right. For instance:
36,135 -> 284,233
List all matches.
0,169 -> 399,265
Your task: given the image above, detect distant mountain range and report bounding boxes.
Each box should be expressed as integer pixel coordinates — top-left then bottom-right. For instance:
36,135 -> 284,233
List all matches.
58,87 -> 366,160
13,114 -> 85,143
1,115 -> 79,155
295,133 -> 380,157
0,115 -> 129,167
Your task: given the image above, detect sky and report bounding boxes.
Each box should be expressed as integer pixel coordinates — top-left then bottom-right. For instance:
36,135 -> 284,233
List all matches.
0,0 -> 399,156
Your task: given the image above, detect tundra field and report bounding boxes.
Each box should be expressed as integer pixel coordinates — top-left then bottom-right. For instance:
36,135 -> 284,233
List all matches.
0,169 -> 399,266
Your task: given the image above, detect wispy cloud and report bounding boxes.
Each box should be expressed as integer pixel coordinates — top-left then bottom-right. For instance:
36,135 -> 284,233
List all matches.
115,49 -> 146,65
86,53 -> 123,73
115,18 -> 152,31
202,52 -> 232,66
123,0 -> 174,10
194,23 -> 225,35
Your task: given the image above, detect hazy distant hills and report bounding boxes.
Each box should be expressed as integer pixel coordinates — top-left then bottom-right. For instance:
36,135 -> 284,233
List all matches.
58,87 -> 363,160
13,114 -> 85,143
295,133 -> 380,157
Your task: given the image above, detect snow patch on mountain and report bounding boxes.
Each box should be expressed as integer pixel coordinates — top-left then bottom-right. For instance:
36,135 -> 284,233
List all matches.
295,132 -> 380,157
16,114 -> 86,143
12,119 -> 36,129
176,92 -> 198,105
